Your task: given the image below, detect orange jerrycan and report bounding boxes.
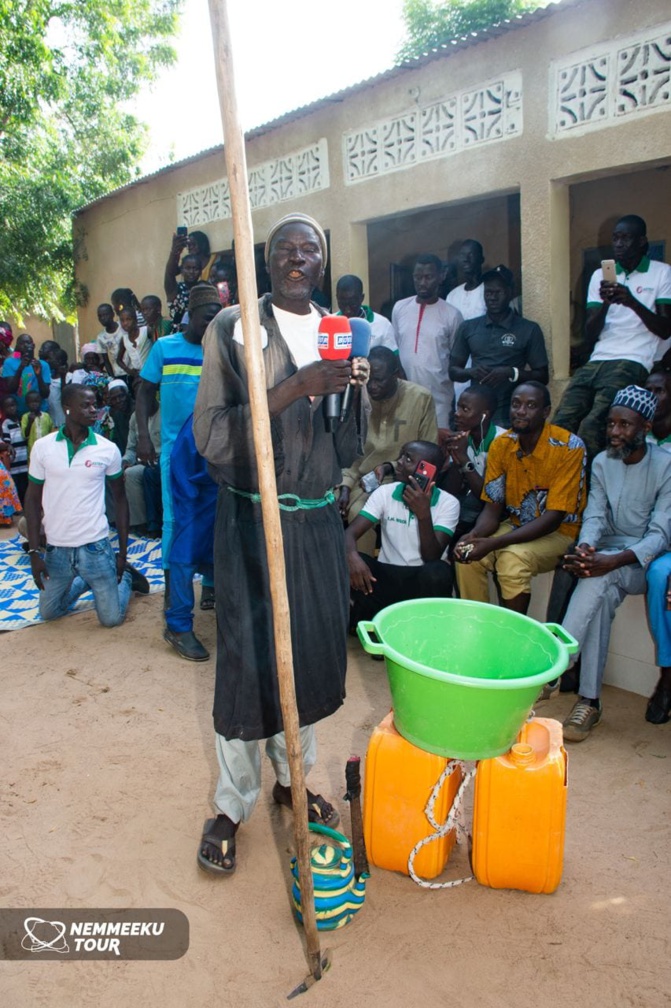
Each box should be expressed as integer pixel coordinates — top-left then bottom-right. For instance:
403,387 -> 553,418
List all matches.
472,717 -> 567,894
363,712 -> 463,879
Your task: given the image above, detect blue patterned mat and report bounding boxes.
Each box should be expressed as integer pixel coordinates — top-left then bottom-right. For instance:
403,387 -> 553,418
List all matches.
0,533 -> 165,632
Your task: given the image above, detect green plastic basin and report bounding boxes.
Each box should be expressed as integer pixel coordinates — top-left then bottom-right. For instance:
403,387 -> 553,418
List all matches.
357,598 -> 577,760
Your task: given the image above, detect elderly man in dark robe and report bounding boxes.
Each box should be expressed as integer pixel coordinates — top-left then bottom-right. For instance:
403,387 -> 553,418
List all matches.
193,212 -> 368,874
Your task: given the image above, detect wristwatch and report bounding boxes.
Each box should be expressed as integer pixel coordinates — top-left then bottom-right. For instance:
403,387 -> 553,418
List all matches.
461,461 -> 476,474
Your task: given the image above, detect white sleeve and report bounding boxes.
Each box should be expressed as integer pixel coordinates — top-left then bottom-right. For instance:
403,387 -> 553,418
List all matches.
587,268 -> 603,306
105,443 -> 123,478
433,490 -> 461,536
359,484 -> 389,524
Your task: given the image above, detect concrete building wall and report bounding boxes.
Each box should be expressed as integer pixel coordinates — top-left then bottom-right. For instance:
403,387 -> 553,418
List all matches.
75,0 -> 671,379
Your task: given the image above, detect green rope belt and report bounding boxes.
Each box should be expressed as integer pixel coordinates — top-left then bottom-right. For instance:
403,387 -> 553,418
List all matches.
227,486 -> 336,512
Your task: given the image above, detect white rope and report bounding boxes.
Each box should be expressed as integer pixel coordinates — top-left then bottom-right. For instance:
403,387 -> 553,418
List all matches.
407,760 -> 476,889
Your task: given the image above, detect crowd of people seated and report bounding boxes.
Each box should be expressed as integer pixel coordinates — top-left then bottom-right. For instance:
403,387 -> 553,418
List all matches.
2,211 -> 671,741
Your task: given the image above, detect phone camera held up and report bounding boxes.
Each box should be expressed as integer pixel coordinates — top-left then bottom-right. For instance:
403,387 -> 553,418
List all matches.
177,225 -> 188,237
413,460 -> 436,492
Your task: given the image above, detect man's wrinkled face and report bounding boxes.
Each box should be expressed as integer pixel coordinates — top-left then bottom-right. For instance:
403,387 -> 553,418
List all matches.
606,406 -> 648,459
268,223 -> 324,308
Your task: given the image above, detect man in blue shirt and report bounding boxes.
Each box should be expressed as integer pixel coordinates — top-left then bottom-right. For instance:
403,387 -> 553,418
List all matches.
135,282 -> 221,661
2,333 -> 51,414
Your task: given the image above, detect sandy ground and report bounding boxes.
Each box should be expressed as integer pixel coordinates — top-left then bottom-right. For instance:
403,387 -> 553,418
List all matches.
1,591 -> 670,1008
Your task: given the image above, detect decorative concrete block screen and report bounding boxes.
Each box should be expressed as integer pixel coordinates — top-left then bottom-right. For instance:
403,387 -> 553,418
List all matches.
552,21 -> 671,135
342,71 -> 523,184
176,139 -> 329,226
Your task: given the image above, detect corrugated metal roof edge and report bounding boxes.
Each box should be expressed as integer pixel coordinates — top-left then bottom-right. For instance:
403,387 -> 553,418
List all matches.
74,0 -> 579,217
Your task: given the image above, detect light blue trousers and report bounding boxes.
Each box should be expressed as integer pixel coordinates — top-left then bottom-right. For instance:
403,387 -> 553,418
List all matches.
39,539 -> 132,628
213,726 -> 317,824
562,563 -> 646,699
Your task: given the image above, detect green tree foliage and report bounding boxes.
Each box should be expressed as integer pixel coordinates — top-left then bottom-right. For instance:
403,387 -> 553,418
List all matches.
397,0 -> 542,62
0,0 -> 182,320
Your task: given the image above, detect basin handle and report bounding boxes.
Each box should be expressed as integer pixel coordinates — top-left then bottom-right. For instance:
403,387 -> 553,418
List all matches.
544,622 -> 579,655
356,621 -> 385,655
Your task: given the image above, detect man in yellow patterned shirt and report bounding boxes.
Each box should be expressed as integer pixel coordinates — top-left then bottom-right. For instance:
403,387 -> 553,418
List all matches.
454,381 -> 586,614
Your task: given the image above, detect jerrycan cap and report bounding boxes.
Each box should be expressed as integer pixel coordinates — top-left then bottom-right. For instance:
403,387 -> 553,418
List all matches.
510,742 -> 535,766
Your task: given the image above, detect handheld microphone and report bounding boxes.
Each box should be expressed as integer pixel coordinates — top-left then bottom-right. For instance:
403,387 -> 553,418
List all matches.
339,316 -> 371,423
318,315 -> 352,433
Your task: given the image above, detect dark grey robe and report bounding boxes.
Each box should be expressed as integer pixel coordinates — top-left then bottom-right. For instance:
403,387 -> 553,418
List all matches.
193,295 -> 365,740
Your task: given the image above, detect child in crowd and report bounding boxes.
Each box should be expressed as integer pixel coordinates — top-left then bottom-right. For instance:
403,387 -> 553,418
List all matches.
48,348 -> 69,427
117,308 -> 151,385
1,393 -> 29,502
20,390 -> 54,455
0,439 -> 21,526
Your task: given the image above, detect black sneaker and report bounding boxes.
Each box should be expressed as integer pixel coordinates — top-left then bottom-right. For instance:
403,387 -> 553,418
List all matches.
163,628 -> 210,662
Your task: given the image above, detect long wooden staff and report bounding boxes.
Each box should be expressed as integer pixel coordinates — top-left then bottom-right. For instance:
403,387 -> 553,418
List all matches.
207,0 -> 324,985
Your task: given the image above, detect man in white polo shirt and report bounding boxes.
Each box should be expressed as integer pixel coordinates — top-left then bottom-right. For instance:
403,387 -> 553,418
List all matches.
24,383 -> 148,626
554,214 -> 671,459
345,440 -> 458,624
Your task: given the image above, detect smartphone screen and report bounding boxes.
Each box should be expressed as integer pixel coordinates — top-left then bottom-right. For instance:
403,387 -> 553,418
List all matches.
177,226 -> 188,237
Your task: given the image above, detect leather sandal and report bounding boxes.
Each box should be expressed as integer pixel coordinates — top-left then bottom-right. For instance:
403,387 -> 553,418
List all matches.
197,816 -> 238,876
272,782 -> 340,828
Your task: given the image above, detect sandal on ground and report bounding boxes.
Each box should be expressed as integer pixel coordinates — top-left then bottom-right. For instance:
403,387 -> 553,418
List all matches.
197,815 -> 238,876
200,585 -> 216,611
272,781 -> 340,829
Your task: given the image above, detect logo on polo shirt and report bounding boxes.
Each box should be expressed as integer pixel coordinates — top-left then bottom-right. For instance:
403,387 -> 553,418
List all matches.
501,333 -> 516,346
84,460 -> 106,468
635,285 -> 653,294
